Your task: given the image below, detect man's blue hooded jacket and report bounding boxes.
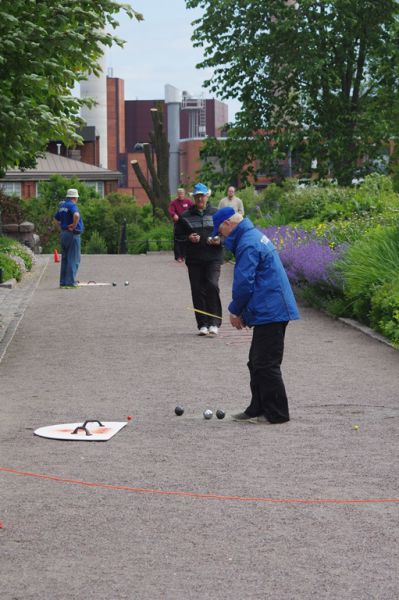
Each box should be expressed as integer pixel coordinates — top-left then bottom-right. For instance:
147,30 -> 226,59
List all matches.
224,218 -> 300,326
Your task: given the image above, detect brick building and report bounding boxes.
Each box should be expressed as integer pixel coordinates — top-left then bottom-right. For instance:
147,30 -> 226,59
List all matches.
0,153 -> 120,199
105,78 -> 228,202
0,77 -> 228,204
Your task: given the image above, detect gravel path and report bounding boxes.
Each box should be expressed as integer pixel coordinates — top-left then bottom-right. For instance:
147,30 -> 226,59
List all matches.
1,253 -> 398,600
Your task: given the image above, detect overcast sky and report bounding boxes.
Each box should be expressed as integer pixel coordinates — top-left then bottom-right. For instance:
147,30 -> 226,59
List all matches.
106,0 -> 241,121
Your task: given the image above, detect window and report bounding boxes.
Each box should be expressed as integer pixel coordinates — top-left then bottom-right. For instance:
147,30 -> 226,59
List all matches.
82,181 -> 104,196
0,182 -> 21,196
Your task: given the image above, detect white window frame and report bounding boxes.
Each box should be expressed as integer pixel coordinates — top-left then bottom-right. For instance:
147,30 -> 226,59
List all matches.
82,181 -> 105,196
0,182 -> 22,196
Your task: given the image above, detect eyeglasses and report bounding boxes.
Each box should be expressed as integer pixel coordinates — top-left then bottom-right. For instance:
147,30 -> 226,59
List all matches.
218,219 -> 230,234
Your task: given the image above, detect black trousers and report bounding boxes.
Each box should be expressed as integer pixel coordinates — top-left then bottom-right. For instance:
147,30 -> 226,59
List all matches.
187,262 -> 222,329
245,322 -> 290,423
173,226 -> 186,260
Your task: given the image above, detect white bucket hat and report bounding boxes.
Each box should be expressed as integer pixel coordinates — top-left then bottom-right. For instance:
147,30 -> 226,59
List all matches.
66,188 -> 79,198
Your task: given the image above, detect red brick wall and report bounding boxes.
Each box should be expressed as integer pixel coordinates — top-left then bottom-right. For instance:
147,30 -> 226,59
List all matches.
104,180 -> 119,195
124,152 -> 157,206
80,140 -> 99,166
107,78 -> 126,170
179,139 -> 203,186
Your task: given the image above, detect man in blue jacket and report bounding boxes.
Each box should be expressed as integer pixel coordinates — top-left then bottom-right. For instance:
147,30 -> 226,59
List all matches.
54,188 -> 84,288
212,206 -> 299,424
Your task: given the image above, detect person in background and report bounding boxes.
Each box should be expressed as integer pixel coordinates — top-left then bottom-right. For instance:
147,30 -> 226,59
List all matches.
218,185 -> 244,215
53,188 -> 84,288
212,206 -> 299,423
168,188 -> 193,262
175,183 -> 223,336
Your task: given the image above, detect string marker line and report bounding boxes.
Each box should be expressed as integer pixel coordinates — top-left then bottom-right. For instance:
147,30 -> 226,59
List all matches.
1,468 -> 398,505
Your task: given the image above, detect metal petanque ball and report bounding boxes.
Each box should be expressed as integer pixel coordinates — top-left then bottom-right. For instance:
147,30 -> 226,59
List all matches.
175,405 -> 184,416
112,282 -> 117,286
124,281 -> 129,286
216,409 -> 225,420
203,409 -> 213,420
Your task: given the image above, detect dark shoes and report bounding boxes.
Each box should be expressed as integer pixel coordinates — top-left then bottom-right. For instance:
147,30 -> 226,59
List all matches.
231,412 -> 258,424
231,412 -> 287,424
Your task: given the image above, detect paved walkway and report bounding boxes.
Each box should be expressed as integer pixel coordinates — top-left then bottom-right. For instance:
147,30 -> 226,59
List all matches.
1,254 -> 398,600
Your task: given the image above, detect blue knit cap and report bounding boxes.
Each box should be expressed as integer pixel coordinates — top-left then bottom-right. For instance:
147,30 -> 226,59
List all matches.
212,206 -> 235,237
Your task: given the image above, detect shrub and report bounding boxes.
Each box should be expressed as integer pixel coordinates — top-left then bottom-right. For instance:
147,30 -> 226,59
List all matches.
36,175 -> 99,208
309,212 -> 399,246
258,183 -> 287,214
0,253 -> 22,281
277,186 -> 355,223
370,278 -> 399,347
0,190 -> 26,223
336,226 -> 399,322
84,231 -> 108,254
0,236 -> 34,270
127,223 -> 148,254
146,223 -> 173,251
126,221 -> 174,253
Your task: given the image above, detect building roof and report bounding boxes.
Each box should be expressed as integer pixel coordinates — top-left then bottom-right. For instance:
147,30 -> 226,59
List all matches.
2,152 -> 121,182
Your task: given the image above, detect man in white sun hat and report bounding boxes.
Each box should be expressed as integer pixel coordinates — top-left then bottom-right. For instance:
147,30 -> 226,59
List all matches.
54,188 -> 84,288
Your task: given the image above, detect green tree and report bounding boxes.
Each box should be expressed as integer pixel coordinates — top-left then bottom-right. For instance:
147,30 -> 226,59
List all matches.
200,126 -> 285,189
186,0 -> 399,185
0,1 -> 143,176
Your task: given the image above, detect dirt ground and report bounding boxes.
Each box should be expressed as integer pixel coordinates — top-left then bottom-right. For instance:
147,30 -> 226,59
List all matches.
1,254 -> 398,600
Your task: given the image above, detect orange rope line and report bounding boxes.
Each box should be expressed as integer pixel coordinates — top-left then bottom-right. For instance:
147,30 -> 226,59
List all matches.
1,467 -> 398,504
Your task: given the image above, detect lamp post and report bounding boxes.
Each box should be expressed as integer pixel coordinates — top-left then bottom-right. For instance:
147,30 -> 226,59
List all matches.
119,219 -> 127,254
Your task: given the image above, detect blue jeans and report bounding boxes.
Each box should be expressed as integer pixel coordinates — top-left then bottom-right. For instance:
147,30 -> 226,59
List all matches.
60,231 -> 81,286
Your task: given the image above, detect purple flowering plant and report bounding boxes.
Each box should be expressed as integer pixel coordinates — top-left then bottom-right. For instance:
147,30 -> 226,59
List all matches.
259,225 -> 345,290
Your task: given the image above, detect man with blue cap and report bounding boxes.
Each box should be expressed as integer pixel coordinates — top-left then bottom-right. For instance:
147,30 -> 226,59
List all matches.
175,183 -> 223,335
212,207 -> 299,423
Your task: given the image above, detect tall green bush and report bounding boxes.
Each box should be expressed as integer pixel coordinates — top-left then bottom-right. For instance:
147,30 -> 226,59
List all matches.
336,226 -> 399,322
84,231 -> 108,254
370,278 -> 399,347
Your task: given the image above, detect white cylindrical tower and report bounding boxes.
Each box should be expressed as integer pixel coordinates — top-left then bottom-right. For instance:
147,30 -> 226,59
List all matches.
80,50 -> 108,168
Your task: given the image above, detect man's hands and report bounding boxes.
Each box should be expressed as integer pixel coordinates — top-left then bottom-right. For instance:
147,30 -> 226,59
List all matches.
189,233 -> 201,243
173,214 -> 179,222
188,234 -> 221,245
207,236 -> 221,246
230,314 -> 245,329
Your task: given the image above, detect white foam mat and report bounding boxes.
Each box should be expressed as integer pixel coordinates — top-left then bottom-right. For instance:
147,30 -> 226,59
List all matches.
34,420 -> 128,441
78,282 -> 113,286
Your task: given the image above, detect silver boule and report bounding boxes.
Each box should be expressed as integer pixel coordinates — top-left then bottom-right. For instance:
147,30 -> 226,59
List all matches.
203,409 -> 213,420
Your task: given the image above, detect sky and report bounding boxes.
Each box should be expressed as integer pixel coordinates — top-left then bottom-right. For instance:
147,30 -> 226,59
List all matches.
106,0 -> 241,121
